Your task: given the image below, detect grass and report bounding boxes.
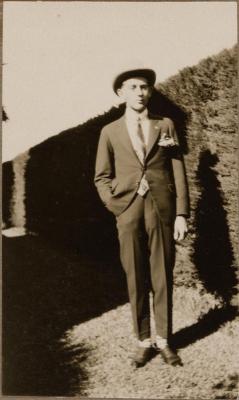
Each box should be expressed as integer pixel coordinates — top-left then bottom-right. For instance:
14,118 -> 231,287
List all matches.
65,286 -> 239,399
3,233 -> 238,398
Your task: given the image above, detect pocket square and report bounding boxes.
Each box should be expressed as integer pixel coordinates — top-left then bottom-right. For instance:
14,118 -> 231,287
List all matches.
158,133 -> 177,147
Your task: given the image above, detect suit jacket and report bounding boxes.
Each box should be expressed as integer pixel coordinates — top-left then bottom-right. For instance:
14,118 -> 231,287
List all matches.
94,112 -> 189,223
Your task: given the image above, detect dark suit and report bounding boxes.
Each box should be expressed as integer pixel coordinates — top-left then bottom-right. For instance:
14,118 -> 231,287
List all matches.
94,112 -> 189,340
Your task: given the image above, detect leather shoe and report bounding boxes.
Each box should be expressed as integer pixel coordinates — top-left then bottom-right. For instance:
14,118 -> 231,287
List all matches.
159,346 -> 183,366
132,346 -> 154,368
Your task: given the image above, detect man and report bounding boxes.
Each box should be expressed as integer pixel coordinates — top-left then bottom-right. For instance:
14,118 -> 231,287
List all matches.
94,68 -> 189,367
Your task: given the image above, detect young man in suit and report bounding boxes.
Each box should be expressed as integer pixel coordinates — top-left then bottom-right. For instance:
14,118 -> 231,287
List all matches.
94,68 -> 189,367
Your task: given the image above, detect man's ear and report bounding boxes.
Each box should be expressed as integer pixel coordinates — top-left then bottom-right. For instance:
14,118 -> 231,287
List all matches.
116,87 -> 123,98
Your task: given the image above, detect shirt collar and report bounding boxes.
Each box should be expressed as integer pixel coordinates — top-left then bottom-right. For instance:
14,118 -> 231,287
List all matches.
125,107 -> 148,122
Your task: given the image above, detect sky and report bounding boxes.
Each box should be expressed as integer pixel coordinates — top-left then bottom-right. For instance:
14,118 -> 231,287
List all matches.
2,1 -> 237,161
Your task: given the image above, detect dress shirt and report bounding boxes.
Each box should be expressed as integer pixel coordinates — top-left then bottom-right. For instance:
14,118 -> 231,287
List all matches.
125,108 -> 150,147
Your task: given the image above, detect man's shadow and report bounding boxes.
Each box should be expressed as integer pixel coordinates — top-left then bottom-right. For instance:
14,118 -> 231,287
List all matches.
172,149 -> 238,349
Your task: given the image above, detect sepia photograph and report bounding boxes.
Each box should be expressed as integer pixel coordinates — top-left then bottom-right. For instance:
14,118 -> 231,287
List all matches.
2,0 -> 238,398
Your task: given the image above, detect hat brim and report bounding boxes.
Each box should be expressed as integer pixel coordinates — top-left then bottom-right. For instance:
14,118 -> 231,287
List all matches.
113,68 -> 156,94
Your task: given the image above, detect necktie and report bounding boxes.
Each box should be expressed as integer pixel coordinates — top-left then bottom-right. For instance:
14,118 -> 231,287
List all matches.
136,119 -> 146,163
136,118 -> 149,197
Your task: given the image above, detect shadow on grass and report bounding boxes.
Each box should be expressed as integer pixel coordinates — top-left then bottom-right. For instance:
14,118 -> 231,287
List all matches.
2,234 -> 127,395
172,305 -> 238,349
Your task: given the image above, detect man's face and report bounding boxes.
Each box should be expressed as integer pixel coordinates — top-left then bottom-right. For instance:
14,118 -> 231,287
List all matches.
117,77 -> 152,112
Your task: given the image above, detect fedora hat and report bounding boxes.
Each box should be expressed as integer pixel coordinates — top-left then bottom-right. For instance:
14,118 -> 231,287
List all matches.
113,68 -> 156,94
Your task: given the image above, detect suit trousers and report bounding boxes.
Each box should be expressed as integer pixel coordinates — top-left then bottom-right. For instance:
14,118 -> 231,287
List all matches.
116,191 -> 175,341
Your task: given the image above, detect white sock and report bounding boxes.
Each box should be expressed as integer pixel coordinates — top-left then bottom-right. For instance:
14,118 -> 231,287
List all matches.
138,338 -> 152,348
156,335 -> 168,349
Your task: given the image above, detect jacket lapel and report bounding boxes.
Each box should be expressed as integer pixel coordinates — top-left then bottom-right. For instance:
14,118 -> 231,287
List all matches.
117,116 -> 142,165
146,118 -> 162,159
